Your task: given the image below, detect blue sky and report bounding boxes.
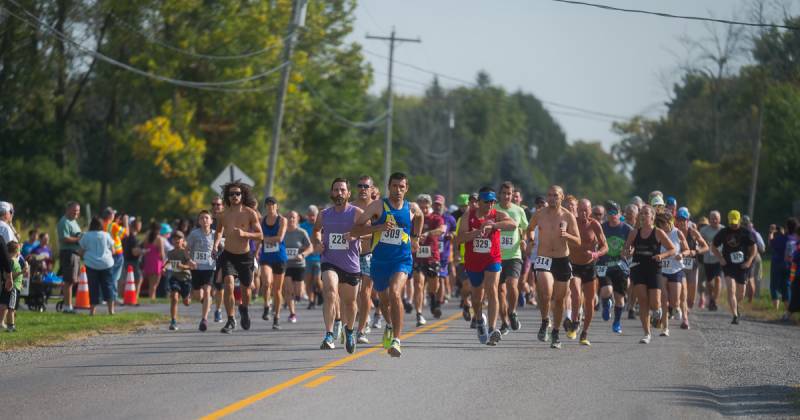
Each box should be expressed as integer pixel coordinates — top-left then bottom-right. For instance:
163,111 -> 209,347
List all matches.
348,0 -> 788,149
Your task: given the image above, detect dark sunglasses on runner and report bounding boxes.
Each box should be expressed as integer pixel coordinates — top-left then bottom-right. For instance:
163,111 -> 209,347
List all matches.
228,191 -> 242,197
357,184 -> 372,189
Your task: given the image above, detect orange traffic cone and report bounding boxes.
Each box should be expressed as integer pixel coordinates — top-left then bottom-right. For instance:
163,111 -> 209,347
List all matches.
75,265 -> 91,309
123,265 -> 138,306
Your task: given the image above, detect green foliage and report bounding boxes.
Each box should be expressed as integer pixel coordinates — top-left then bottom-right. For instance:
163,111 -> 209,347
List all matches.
555,141 -> 631,205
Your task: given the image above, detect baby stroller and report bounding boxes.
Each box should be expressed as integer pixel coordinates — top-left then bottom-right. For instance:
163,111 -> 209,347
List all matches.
25,254 -> 56,312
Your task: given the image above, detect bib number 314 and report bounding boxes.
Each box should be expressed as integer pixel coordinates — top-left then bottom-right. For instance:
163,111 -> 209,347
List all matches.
534,256 -> 552,271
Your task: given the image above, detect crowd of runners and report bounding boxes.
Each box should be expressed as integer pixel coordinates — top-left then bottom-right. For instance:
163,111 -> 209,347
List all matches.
2,174 -> 800,357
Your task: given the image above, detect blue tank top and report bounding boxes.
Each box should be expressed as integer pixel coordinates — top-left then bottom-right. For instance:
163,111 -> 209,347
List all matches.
371,199 -> 413,264
260,215 -> 287,263
320,204 -> 361,273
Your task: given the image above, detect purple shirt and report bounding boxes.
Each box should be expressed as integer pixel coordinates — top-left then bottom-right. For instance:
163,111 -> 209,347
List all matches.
320,204 -> 361,274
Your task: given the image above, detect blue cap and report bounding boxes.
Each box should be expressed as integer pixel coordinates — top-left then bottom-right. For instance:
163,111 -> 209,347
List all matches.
677,207 -> 690,220
479,191 -> 497,202
666,196 -> 677,206
160,223 -> 173,236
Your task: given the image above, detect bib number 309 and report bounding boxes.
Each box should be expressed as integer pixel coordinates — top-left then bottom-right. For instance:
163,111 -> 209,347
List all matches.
380,228 -> 402,245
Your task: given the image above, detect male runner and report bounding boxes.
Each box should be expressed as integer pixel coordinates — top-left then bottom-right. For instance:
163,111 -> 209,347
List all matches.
313,178 -> 364,352
495,182 -> 529,334
568,199 -> 607,345
700,210 -> 725,311
598,201 -> 632,334
213,182 -> 263,334
354,175 -> 376,344
412,194 -> 444,326
562,194 -> 581,338
527,185 -> 581,349
434,195 -> 457,313
711,210 -> 756,325
300,205 -> 322,310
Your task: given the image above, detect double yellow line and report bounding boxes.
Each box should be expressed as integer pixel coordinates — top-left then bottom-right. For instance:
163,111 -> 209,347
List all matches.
200,312 -> 462,419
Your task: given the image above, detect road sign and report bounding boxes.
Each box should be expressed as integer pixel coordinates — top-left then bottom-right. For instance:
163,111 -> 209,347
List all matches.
211,163 -> 255,195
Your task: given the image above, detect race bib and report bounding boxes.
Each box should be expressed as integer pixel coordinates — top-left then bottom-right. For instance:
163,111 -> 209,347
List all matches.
193,251 -> 210,262
500,235 -> 514,250
660,259 -> 676,271
683,257 -> 695,270
730,251 -> 745,264
417,246 -> 432,258
286,248 -> 299,258
534,256 -> 552,271
438,241 -> 445,254
596,265 -> 608,277
328,233 -> 349,250
473,238 -> 491,254
262,241 -> 279,253
380,228 -> 403,245
167,260 -> 181,271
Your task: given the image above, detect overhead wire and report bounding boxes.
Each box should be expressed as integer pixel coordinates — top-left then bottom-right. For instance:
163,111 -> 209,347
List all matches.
300,82 -> 388,129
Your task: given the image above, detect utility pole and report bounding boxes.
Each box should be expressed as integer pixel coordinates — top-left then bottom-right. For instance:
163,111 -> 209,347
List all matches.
747,100 -> 764,218
366,27 -> 420,188
447,110 -> 455,203
265,0 -> 308,198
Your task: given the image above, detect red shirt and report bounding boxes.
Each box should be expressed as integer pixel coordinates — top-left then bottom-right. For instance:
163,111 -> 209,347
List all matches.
415,212 -> 443,263
464,208 -> 501,271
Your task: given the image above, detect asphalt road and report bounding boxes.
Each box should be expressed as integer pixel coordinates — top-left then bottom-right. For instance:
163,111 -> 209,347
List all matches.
0,297 -> 798,420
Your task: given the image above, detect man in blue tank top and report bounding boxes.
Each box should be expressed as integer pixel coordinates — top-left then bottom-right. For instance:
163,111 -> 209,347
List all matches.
353,172 -> 424,357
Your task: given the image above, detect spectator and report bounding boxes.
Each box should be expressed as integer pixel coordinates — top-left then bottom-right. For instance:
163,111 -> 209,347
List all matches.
143,222 -> 166,302
122,218 -> 144,302
57,202 -> 82,314
0,235 -> 11,329
101,207 -> 128,304
28,233 -> 54,274
769,218 -> 794,312
79,217 -> 115,315
21,229 -> 39,257
787,225 -> 800,317
0,241 -> 24,332
0,201 -> 20,244
742,215 -> 765,301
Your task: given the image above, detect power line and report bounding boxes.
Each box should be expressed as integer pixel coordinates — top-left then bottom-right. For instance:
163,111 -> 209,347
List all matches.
551,0 -> 800,31
3,3 -> 289,89
301,82 -> 388,128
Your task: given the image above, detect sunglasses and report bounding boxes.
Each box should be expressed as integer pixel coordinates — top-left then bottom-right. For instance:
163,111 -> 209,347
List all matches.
228,191 -> 242,197
357,184 -> 372,189
593,212 -> 603,217
607,210 -> 619,216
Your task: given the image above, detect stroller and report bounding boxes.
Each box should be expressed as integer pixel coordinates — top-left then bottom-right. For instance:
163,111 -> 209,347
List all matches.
24,254 -> 59,312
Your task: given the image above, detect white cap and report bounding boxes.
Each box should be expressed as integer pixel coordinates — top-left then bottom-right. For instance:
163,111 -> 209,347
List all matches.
0,201 -> 12,215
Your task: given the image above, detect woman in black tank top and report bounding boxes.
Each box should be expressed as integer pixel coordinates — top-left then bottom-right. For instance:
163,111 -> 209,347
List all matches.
676,213 -> 709,330
622,205 -> 677,344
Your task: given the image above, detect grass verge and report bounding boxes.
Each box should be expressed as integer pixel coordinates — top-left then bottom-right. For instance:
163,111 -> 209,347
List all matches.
0,311 -> 169,351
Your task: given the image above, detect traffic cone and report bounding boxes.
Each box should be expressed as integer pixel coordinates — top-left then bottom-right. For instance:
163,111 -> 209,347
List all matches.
123,265 -> 138,306
75,265 -> 91,309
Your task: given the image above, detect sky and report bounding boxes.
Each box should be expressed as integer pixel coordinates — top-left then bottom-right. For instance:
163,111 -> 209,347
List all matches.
347,0 -> 782,150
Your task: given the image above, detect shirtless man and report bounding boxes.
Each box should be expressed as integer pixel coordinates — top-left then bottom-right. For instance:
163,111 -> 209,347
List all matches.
526,185 -> 581,349
567,199 -> 607,346
213,182 -> 263,334
354,175 -> 376,344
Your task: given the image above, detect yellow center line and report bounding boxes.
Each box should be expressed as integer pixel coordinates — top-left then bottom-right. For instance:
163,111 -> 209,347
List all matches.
199,312 -> 461,419
303,375 -> 335,389
433,325 -> 449,333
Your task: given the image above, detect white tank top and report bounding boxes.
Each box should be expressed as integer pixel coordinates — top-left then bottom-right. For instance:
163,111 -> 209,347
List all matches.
660,227 -> 684,274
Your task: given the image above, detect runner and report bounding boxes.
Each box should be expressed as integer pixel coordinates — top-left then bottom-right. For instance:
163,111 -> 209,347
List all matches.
675,207 -> 708,330
210,196 -> 225,323
567,199 -> 607,345
700,210 -> 725,311
352,172 -> 424,357
283,211 -> 312,325
454,187 -> 517,345
526,185 -> 580,349
412,194 -> 444,327
598,201 -> 632,334
654,212 -> 688,337
624,203 -> 640,320
710,210 -> 757,325
165,231 -> 195,331
453,193 -> 478,324
300,205 -> 323,310
495,182 -> 529,335
622,204 -> 676,344
434,195 -> 457,319
313,178 -> 363,353
259,197 -> 288,330
354,175 -> 376,344
523,196 -> 548,308
213,182 -> 263,334
563,194 -> 581,339
187,210 -> 216,331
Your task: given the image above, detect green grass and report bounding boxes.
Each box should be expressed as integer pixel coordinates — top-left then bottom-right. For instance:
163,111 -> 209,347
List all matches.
0,311 -> 169,351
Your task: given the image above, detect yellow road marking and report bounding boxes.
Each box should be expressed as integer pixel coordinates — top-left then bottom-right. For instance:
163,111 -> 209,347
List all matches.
199,312 -> 461,419
433,325 -> 449,333
303,375 -> 335,389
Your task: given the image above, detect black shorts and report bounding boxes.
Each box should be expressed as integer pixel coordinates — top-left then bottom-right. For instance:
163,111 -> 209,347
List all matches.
58,250 -> 81,283
321,262 -> 361,287
261,260 -> 287,275
631,266 -> 659,289
0,288 -> 19,309
169,277 -> 191,299
664,271 -> 685,283
704,263 -> 722,281
191,270 -> 214,290
499,259 -> 523,284
603,267 -> 628,295
413,260 -> 441,278
534,256 -> 572,282
221,251 -> 254,287
572,263 -> 596,284
285,267 -> 305,281
722,266 -> 747,284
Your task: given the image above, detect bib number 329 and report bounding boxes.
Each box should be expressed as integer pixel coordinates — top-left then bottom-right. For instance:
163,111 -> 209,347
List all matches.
473,239 -> 491,254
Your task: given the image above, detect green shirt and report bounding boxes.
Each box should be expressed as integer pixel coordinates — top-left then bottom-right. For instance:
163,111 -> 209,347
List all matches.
57,216 -> 82,252
496,203 -> 529,261
10,258 -> 23,290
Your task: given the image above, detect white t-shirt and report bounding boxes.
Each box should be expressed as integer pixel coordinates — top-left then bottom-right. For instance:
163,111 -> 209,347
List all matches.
0,220 -> 19,244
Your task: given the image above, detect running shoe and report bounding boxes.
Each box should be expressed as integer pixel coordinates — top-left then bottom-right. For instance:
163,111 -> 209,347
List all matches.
345,329 -> 356,354
371,314 -> 382,329
627,308 -> 636,320
709,299 -> 718,311
214,309 -> 222,323
579,331 -> 590,346
563,318 -> 572,333
388,338 -> 402,357
239,305 -> 251,331
680,321 -> 689,330
199,319 -> 208,332
675,308 -> 683,322
220,318 -> 235,334
487,329 -> 501,346
566,321 -> 578,340
659,328 -> 669,337
307,301 -> 315,310
612,320 -> 622,334
431,299 -> 442,319
288,313 -> 297,323
272,319 -> 281,330
462,305 -> 471,322
357,331 -> 369,344
320,332 -> 335,350
639,334 -> 651,344
477,315 -> 488,344
416,312 -> 427,327
731,315 -> 739,325
262,306 -> 270,321
602,299 -> 611,321
509,312 -> 521,331
6,324 -> 16,333
382,325 -> 393,349
537,319 -> 550,342
499,322 -> 510,336
469,316 -> 477,329
364,324 -> 371,334
333,320 -> 343,342
550,330 -> 562,349
403,299 -> 413,314
169,320 -> 178,331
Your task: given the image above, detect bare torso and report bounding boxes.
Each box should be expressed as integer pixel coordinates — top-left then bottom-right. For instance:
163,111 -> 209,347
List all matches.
535,208 -> 572,258
569,218 -> 600,264
221,206 -> 258,254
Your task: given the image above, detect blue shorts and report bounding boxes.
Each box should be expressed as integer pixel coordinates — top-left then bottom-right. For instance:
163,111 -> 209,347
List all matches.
466,262 -> 502,288
360,253 -> 372,277
370,261 -> 412,292
439,260 -> 450,277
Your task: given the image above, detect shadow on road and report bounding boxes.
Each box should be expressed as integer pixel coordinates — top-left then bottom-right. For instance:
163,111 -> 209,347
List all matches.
637,385 -> 799,417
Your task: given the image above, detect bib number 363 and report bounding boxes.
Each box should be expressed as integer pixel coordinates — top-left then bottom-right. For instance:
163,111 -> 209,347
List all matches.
500,235 -> 514,250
